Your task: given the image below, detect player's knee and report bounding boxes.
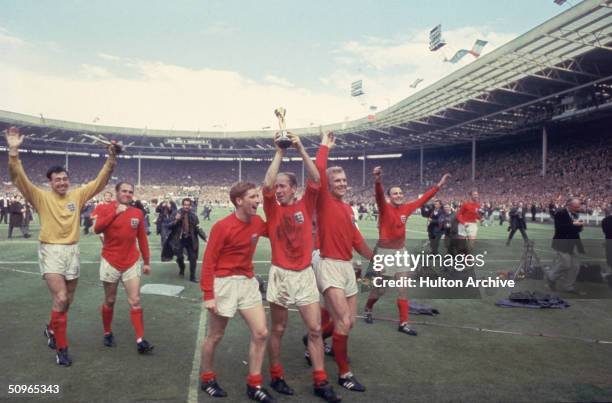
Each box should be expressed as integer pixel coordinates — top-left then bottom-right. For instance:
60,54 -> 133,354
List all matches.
336,315 -> 352,333
252,327 -> 268,342
54,292 -> 68,309
128,295 -> 141,308
105,296 -> 116,307
271,321 -> 286,336
307,324 -> 322,338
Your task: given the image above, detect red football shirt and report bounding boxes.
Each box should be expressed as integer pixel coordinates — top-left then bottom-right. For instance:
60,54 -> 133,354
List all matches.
456,201 -> 481,224
94,201 -> 150,271
263,180 -> 319,270
200,213 -> 268,301
315,145 -> 373,261
376,182 -> 439,249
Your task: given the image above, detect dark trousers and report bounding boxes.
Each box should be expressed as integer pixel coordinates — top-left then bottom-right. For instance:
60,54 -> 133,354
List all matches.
507,227 -> 528,244
428,227 -> 443,254
8,223 -> 28,238
176,236 -> 198,279
0,210 -> 6,224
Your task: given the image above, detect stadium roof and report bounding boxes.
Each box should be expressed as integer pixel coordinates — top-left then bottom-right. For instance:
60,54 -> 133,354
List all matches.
1,0 -> 611,158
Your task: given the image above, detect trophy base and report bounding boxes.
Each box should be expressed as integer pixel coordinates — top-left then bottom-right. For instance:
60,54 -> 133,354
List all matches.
275,137 -> 293,149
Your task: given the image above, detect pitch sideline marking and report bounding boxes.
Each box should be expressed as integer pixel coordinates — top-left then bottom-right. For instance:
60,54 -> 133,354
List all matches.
187,303 -> 207,403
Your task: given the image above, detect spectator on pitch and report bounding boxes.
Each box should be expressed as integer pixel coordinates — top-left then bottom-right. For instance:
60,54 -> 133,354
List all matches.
202,201 -> 213,220
364,168 -> 449,335
94,182 -> 153,354
440,203 -> 456,254
262,132 -> 340,402
199,182 -> 274,402
498,205 -> 507,226
313,132 -> 373,392
427,199 -> 444,254
156,196 -> 176,235
456,190 -> 482,251
544,198 -> 585,293
162,198 -> 207,282
601,206 -> 612,288
5,126 -> 117,366
506,202 -> 529,246
531,203 -> 537,222
8,195 -> 30,238
0,194 -> 8,224
81,201 -> 95,235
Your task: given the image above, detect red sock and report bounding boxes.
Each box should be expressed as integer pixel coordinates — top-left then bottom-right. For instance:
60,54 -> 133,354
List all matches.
269,363 -> 284,380
397,298 -> 409,324
313,370 -> 328,387
332,332 -> 350,375
247,373 -> 263,388
321,307 -> 330,325
200,371 -> 216,383
101,304 -> 114,334
365,297 -> 378,310
322,320 -> 335,339
130,307 -> 144,339
50,310 -> 67,350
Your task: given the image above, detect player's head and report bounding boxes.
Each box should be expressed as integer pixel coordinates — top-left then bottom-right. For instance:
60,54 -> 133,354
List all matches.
103,191 -> 113,203
46,166 -> 70,196
434,199 -> 442,209
181,198 -> 192,212
275,172 -> 298,206
230,181 -> 259,216
386,186 -> 404,206
469,190 -> 479,202
327,166 -> 347,200
115,182 -> 134,205
566,197 -> 582,213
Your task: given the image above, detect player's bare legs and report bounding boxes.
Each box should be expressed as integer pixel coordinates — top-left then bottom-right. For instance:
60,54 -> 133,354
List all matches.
239,304 -> 269,377
201,311 -> 229,373
297,302 -> 325,371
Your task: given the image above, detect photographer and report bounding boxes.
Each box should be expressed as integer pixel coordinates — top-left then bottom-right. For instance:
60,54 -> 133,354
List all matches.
161,197 -> 206,282
506,202 -> 529,246
427,200 -> 444,254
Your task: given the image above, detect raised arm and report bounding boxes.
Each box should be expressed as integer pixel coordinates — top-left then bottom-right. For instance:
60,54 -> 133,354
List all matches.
289,133 -> 320,184
263,136 -> 285,191
78,144 -> 118,204
373,166 -> 387,211
5,127 -> 43,208
315,131 -> 335,190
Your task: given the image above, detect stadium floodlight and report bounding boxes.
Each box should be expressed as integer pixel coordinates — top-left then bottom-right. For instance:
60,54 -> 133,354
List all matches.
351,80 -> 364,97
429,24 -> 446,51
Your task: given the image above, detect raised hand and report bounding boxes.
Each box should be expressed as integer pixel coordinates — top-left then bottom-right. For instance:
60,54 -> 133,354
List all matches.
437,173 -> 451,188
4,126 -> 24,155
287,132 -> 303,151
373,166 -> 382,179
321,131 -> 336,149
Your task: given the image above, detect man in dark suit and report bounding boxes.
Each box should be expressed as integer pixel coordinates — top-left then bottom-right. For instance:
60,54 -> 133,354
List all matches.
8,195 -> 30,238
545,198 -> 585,293
602,205 -> 612,288
0,195 -> 8,224
162,198 -> 207,282
506,202 -> 529,245
427,200 -> 444,254
530,203 -> 537,222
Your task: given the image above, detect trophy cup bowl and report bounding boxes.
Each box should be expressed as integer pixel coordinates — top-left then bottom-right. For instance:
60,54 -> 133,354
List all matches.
274,107 -> 293,149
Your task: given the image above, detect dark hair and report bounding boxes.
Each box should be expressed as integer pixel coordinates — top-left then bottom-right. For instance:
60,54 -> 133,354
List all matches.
182,197 -> 192,206
277,172 -> 297,188
386,186 -> 402,197
230,181 -> 256,206
46,166 -> 68,180
115,182 -> 134,192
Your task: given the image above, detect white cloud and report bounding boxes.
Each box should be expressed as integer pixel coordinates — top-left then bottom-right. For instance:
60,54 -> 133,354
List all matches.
264,74 -> 295,88
97,52 -> 123,61
0,26 -> 27,47
81,64 -> 113,78
324,27 -> 518,113
0,58 -> 364,131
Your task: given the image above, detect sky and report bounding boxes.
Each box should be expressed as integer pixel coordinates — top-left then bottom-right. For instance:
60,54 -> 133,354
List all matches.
0,0 -> 573,132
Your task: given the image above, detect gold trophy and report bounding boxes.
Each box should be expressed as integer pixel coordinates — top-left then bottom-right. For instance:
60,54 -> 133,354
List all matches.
274,107 -> 293,149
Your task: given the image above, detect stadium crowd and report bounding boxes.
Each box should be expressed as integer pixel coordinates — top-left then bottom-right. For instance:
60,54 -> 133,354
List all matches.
1,132 -> 610,216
